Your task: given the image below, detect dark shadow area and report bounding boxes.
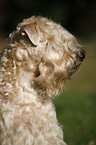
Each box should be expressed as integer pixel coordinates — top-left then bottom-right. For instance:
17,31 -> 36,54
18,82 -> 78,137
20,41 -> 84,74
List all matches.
0,0 -> 96,38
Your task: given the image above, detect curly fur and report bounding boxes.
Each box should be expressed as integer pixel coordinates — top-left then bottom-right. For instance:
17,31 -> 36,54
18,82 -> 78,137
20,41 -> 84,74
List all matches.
0,16 -> 85,145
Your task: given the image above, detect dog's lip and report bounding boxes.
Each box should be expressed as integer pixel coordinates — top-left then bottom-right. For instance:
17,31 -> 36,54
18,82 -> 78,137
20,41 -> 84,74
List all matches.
69,62 -> 80,71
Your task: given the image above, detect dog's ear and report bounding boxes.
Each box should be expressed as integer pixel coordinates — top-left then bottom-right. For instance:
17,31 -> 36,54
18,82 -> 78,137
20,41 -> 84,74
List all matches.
21,24 -> 39,45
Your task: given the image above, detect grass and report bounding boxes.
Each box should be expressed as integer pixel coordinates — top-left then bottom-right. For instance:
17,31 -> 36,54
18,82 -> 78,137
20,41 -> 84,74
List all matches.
54,92 -> 96,145
53,38 -> 96,145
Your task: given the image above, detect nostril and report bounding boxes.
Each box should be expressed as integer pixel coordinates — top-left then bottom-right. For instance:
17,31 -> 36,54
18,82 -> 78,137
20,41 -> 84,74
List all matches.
79,51 -> 85,62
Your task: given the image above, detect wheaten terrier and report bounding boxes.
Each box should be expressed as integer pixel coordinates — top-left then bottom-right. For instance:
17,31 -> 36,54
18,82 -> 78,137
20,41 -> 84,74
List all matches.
0,16 -> 85,145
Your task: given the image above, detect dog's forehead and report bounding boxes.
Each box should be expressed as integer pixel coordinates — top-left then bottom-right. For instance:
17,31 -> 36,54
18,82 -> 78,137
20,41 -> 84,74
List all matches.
18,16 -> 51,29
16,16 -> 74,41
12,16 -> 82,56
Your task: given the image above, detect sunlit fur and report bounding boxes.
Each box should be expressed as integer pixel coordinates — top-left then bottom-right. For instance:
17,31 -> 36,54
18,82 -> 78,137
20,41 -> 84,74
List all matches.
0,16 -> 85,145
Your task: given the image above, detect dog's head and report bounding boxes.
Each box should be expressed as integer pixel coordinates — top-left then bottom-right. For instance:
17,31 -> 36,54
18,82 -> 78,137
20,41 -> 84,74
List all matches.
8,16 -> 86,99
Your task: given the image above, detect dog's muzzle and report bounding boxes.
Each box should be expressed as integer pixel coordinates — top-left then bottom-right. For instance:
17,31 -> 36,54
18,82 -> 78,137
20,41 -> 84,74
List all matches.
75,50 -> 86,67
70,50 -> 86,72
78,51 -> 85,62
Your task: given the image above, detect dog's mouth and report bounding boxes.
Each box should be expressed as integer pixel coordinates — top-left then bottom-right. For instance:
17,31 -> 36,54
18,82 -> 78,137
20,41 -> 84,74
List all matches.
69,50 -> 86,72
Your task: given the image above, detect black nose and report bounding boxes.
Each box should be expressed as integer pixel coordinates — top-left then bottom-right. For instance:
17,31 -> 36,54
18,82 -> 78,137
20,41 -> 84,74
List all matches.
79,51 -> 85,62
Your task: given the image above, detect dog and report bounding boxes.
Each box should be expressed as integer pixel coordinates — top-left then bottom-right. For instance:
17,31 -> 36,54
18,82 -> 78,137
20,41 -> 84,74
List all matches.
0,16 -> 85,145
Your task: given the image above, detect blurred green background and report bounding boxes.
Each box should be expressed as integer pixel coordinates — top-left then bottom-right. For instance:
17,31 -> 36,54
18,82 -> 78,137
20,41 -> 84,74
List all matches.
0,0 -> 96,145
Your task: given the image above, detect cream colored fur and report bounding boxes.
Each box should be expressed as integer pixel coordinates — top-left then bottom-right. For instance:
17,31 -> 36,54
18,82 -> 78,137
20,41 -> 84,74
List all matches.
0,16 -> 85,145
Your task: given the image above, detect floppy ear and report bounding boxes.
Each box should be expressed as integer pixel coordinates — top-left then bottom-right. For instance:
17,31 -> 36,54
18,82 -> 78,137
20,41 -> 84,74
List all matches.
21,24 -> 39,45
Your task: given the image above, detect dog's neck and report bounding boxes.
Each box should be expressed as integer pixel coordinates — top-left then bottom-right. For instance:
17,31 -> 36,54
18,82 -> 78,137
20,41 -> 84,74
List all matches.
16,69 -> 38,104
